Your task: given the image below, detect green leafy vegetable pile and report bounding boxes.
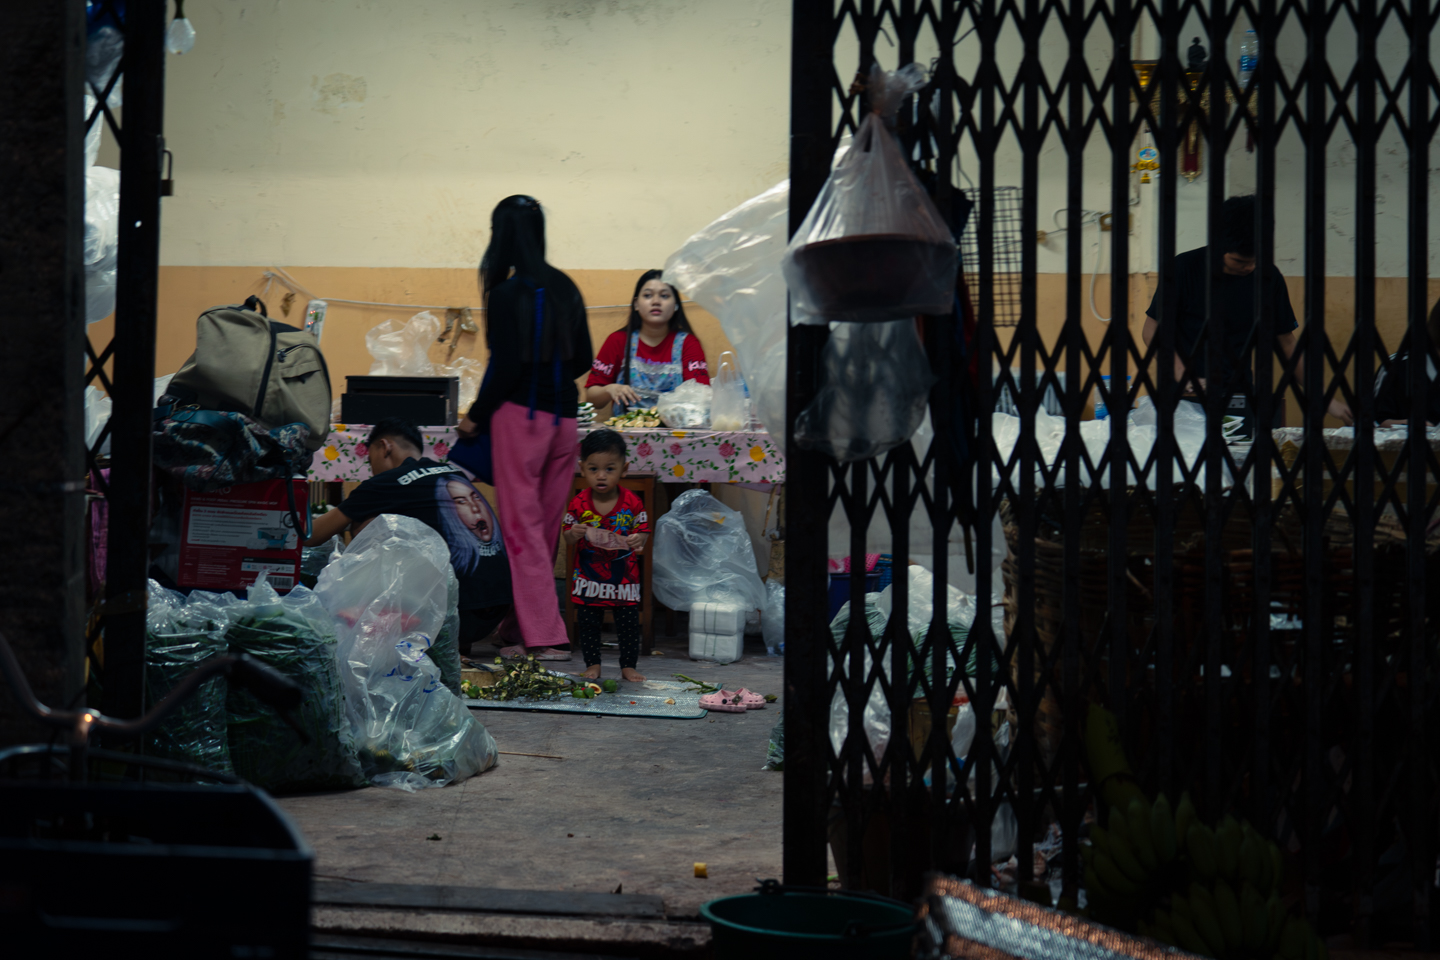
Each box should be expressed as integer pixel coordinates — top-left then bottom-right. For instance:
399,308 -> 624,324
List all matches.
144,583 -> 235,778
224,583 -> 365,792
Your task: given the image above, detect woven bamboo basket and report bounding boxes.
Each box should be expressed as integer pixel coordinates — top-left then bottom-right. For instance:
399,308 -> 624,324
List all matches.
998,495 -> 1439,776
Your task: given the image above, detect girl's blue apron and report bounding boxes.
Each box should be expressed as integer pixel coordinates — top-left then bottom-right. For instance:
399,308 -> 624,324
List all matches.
615,331 -> 688,415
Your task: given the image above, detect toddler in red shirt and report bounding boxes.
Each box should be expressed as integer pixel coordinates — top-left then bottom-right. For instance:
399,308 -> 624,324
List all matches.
563,429 -> 650,681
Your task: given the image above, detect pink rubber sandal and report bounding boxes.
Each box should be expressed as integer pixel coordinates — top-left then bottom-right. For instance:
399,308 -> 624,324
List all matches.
728,688 -> 766,710
699,691 -> 746,713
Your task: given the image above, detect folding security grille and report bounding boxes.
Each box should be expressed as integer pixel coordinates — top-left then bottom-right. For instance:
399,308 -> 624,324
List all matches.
82,0 -> 167,722
784,0 -> 1440,949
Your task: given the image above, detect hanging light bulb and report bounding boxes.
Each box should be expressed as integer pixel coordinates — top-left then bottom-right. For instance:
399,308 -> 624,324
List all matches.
167,0 -> 196,55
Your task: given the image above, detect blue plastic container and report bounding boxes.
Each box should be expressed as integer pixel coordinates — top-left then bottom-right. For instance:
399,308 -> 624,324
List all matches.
828,572 -> 882,622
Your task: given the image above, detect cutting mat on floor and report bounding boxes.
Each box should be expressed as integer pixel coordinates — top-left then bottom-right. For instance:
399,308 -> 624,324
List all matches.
462,679 -> 708,719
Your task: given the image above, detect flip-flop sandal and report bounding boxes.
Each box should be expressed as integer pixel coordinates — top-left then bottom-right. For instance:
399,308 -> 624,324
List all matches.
699,691 -> 746,713
728,688 -> 766,709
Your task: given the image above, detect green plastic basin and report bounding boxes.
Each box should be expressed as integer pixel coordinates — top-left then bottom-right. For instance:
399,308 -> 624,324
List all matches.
701,890 -> 915,960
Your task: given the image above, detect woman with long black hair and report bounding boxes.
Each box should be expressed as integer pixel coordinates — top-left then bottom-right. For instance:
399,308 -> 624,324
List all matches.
585,269 -> 710,414
457,196 -> 593,660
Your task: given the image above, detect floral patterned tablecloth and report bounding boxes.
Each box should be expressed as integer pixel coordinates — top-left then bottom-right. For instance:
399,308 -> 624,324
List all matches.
308,424 -> 785,484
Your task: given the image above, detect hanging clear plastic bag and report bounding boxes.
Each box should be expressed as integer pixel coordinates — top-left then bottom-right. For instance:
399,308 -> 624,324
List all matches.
664,181 -> 788,434
652,490 -> 765,612
314,515 -> 498,790
782,63 -> 957,322
366,311 -> 443,377
223,575 -> 367,793
710,351 -> 748,431
795,319 -> 936,462
656,378 -> 711,428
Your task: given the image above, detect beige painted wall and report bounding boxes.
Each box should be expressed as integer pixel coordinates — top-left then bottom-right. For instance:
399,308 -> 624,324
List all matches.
155,0 -> 789,270
90,266 -> 738,405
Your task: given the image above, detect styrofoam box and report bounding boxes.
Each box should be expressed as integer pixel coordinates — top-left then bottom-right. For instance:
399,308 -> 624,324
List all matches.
689,630 -> 744,664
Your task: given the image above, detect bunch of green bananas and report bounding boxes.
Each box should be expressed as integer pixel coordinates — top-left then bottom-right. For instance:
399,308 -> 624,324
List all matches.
1083,792 -> 1325,960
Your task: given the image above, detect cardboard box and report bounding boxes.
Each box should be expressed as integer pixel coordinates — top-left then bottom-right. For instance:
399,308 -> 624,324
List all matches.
178,479 -> 308,593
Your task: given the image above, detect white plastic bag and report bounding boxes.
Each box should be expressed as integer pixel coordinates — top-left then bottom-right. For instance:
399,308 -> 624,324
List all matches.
657,378 -> 711,429
711,352 -> 747,431
314,515 -> 497,791
762,580 -> 785,656
795,319 -> 936,462
652,490 -> 765,611
826,596 -> 892,782
84,165 -> 121,324
366,311 -> 443,377
665,181 -> 789,435
782,63 -> 957,322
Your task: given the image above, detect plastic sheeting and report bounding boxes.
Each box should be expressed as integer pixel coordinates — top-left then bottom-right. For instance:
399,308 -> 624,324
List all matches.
991,396 -> 1231,490
664,181 -> 789,435
315,515 -> 498,791
651,490 -> 766,612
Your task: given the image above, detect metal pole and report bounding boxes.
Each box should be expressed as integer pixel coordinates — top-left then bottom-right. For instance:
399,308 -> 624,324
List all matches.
0,0 -> 88,747
783,0 -> 837,888
100,0 -> 167,722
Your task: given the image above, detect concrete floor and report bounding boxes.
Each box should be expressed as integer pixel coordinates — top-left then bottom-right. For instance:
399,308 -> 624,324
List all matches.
278,627 -> 784,920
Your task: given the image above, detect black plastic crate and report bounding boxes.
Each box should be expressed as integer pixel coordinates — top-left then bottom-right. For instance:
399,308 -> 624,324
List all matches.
342,375 -> 459,426
0,779 -> 312,959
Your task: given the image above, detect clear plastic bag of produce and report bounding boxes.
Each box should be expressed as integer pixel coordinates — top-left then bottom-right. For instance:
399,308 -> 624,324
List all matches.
762,714 -> 784,771
781,63 -> 957,323
429,565 -> 464,697
762,579 -> 785,656
315,515 -> 498,790
657,378 -> 711,428
710,352 -> 747,431
664,180 -> 788,434
652,490 -> 765,612
224,576 -> 367,792
827,595 -> 892,781
367,311 -> 442,377
145,581 -> 235,777
795,319 -> 936,462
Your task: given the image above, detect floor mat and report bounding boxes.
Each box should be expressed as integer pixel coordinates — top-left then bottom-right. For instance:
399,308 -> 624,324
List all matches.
461,679 -> 708,719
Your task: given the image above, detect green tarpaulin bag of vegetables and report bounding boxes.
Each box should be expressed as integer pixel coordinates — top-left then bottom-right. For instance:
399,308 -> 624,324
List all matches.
315,514 -> 498,790
145,582 -> 236,777
224,575 -> 367,792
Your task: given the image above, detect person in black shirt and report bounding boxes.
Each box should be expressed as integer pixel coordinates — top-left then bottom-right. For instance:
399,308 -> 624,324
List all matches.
306,418 -> 512,648
1143,195 -> 1354,425
1373,298 -> 1440,427
455,196 -> 593,661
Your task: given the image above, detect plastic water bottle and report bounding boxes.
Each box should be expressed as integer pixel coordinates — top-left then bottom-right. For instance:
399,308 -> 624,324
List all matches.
1094,374 -> 1112,420
1238,29 -> 1258,87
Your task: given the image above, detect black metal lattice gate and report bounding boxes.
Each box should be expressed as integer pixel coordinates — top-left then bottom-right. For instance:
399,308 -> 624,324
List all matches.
783,0 -> 1440,947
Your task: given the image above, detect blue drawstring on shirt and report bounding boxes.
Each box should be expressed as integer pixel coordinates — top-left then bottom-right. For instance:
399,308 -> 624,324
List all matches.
524,284 -> 563,426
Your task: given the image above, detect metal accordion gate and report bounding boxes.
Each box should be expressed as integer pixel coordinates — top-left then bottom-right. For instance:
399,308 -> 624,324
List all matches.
782,0 -> 1440,948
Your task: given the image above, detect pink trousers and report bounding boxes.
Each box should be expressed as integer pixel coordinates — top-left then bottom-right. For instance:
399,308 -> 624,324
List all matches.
491,402 -> 577,648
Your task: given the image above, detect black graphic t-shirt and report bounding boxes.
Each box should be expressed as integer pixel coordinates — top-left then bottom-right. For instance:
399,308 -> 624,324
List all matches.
339,457 -> 511,610
1146,247 -> 1299,391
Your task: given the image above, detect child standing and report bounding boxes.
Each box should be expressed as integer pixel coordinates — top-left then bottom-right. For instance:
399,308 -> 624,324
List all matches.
563,429 -> 650,681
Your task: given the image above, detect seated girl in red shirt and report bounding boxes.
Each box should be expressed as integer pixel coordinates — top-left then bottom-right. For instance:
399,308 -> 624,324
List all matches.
585,269 -> 710,414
